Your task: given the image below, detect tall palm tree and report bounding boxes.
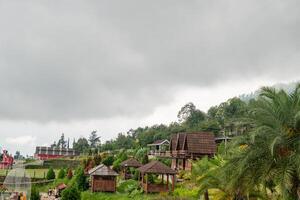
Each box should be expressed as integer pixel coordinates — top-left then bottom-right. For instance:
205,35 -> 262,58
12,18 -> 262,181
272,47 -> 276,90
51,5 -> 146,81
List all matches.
224,84 -> 300,199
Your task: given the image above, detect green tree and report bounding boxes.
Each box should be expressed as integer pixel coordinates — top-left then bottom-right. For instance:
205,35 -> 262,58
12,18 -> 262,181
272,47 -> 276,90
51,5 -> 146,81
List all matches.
74,167 -> 88,191
46,167 -> 56,180
224,84 -> 300,199
61,185 -> 81,200
178,102 -> 207,129
57,133 -> 67,148
31,186 -> 40,200
102,155 -> 114,166
88,130 -> 100,149
58,168 -> 66,179
73,137 -> 89,153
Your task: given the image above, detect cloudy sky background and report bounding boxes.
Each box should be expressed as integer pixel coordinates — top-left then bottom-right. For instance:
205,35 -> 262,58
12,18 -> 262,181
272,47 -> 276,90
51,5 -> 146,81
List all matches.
0,0 -> 299,155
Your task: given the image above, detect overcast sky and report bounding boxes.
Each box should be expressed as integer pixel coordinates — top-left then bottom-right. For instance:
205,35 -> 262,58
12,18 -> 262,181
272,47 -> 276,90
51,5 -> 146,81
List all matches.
0,0 -> 300,156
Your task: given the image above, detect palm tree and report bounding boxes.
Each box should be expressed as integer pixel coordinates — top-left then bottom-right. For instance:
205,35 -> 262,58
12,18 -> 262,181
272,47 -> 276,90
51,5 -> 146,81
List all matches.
224,84 -> 300,199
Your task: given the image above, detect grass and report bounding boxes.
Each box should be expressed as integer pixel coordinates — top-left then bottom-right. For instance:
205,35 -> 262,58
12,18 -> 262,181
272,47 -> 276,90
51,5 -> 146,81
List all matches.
0,168 -> 60,179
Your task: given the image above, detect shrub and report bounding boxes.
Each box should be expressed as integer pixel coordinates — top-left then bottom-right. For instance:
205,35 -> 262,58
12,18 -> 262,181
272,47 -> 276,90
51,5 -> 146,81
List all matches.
31,186 -> 40,200
46,167 -> 56,180
58,168 -> 66,179
67,168 -> 73,179
75,167 -> 88,191
93,154 -> 102,165
102,155 -> 114,166
61,185 -> 81,200
132,169 -> 139,180
117,179 -> 140,193
112,159 -> 122,172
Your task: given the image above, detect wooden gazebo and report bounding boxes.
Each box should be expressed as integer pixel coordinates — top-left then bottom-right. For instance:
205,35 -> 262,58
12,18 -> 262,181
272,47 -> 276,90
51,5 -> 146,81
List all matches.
120,158 -> 142,180
137,160 -> 177,193
88,164 -> 118,192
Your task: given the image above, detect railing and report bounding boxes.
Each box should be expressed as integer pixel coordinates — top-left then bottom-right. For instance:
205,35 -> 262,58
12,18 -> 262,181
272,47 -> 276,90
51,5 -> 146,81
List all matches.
149,150 -> 189,158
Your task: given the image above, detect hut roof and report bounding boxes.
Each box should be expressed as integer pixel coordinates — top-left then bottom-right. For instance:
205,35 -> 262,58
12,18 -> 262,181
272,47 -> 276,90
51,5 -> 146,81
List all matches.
147,139 -> 170,146
56,183 -> 67,190
137,161 -> 176,174
170,132 -> 216,154
88,164 -> 118,176
120,158 -> 142,167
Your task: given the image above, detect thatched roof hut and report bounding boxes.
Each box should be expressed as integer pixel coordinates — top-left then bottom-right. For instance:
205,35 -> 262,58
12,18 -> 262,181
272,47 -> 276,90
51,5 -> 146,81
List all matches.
88,164 -> 118,192
137,161 -> 176,193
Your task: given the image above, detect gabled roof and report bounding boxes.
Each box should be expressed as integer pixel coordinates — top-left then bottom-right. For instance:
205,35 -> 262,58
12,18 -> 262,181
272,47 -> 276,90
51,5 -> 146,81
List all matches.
88,164 -> 118,176
147,139 -> 170,146
120,158 -> 142,167
137,160 -> 176,174
170,132 -> 216,154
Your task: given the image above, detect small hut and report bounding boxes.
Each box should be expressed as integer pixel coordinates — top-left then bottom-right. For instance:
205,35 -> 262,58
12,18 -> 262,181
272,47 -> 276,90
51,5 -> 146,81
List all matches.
88,164 -> 118,192
137,161 -> 176,193
120,158 -> 142,180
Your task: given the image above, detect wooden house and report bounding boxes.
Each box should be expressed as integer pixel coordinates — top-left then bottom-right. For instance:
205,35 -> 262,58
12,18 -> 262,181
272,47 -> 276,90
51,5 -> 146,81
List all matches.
120,158 -> 142,180
147,140 -> 170,156
88,164 -> 118,192
169,132 -> 216,170
147,132 -> 216,171
137,161 -> 176,193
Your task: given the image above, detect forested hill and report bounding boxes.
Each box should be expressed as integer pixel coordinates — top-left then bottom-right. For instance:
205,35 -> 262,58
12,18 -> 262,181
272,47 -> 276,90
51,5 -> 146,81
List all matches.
71,81 -> 299,153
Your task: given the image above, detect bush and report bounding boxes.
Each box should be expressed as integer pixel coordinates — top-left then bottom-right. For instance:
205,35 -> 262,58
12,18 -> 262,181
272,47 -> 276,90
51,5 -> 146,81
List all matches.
117,179 -> 140,193
46,167 -> 56,180
93,154 -> 102,165
61,185 -> 81,200
132,169 -> 139,180
31,186 -> 40,200
58,168 -> 66,179
112,159 -> 122,172
75,167 -> 88,191
102,155 -> 114,166
67,168 -> 73,179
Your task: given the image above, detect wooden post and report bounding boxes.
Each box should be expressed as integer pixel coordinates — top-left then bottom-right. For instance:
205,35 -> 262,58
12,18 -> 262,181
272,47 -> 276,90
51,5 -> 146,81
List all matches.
161,174 -> 164,184
145,174 -> 148,194
166,174 -> 169,191
172,175 -> 175,192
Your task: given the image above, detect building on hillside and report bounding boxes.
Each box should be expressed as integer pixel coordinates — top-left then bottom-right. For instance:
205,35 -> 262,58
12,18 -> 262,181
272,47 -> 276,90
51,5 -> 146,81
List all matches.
88,164 -> 118,192
34,146 -> 79,160
0,150 -> 14,169
147,139 -> 170,156
148,132 -> 216,171
137,160 -> 177,193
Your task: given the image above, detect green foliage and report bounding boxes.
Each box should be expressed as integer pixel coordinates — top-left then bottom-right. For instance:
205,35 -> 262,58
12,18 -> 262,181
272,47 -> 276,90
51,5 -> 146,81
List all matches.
57,168 -> 66,179
93,154 -> 102,165
135,148 -> 149,164
73,137 -> 89,153
30,186 -> 40,200
61,185 -> 81,200
46,167 -> 56,180
102,155 -> 115,166
173,186 -> 198,199
74,167 -> 88,191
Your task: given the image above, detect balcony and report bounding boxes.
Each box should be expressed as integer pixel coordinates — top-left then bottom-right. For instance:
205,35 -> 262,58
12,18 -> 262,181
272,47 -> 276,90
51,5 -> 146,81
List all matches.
148,150 -> 189,158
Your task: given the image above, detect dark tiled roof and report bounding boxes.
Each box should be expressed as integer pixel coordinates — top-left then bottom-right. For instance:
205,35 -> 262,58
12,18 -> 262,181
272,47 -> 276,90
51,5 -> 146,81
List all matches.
88,164 -> 118,176
120,158 -> 142,167
137,161 -> 176,174
170,132 -> 216,154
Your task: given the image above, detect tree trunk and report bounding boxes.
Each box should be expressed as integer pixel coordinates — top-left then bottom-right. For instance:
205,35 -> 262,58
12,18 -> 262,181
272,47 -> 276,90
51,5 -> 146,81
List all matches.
204,190 -> 209,200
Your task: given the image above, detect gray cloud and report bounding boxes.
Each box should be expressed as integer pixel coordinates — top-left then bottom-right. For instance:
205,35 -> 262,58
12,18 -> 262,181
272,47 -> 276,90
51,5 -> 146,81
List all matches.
0,0 -> 300,121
